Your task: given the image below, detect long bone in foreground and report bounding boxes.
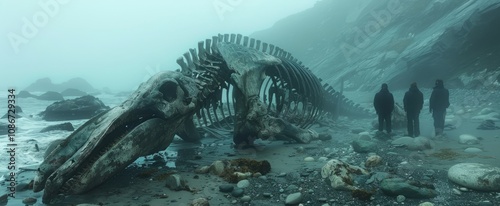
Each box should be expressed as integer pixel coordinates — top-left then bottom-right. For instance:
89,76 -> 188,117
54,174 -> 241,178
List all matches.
34,34 -> 371,203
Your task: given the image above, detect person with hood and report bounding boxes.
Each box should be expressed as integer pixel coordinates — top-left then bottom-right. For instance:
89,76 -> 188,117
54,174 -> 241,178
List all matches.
429,79 -> 450,136
403,82 -> 424,137
374,83 -> 394,134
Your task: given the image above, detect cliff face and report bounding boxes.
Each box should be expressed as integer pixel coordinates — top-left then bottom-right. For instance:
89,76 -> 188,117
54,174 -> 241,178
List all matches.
251,0 -> 500,91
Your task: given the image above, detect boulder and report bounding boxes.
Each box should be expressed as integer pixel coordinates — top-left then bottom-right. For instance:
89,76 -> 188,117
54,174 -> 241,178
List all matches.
351,139 -> 376,153
40,122 -> 74,133
37,91 -> 64,101
458,134 -> 479,145
321,159 -> 369,190
391,136 -> 431,150
17,91 -> 36,98
476,120 -> 500,130
39,95 -> 110,121
448,163 -> 500,191
380,178 -> 438,198
61,88 -> 88,96
1,105 -> 23,119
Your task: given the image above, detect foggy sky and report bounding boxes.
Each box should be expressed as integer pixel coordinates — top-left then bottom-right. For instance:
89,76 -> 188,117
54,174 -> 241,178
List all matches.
0,0 -> 317,92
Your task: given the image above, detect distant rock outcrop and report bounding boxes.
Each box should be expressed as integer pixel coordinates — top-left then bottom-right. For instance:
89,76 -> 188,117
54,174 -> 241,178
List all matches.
18,91 -> 36,98
37,91 -> 64,101
252,0 -> 500,91
61,88 -> 88,97
39,95 -> 110,121
40,122 -> 75,133
24,77 -> 99,93
1,105 -> 23,119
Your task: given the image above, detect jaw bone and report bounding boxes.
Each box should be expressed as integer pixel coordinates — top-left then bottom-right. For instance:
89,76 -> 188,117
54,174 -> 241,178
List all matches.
34,71 -> 199,203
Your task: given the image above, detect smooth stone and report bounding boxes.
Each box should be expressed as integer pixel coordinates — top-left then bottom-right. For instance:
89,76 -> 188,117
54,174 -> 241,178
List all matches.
304,157 -> 315,162
262,192 -> 272,198
191,198 -> 209,206
240,195 -> 251,202
391,136 -> 431,150
418,202 -> 434,206
231,188 -> 244,197
22,197 -> 37,205
237,179 -> 250,188
464,147 -> 483,153
459,134 -> 479,145
351,139 -> 376,153
210,161 -> 225,176
40,122 -> 75,133
318,157 -> 328,162
219,184 -> 234,193
358,132 -> 371,140
165,174 -> 186,191
448,163 -> 500,191
285,192 -> 303,205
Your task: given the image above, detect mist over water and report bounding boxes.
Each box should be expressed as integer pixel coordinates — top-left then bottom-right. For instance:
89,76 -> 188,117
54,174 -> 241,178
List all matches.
1,0 -> 317,92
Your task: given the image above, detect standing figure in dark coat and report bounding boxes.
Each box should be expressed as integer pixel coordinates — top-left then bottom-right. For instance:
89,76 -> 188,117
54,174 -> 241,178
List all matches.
403,82 -> 424,137
374,83 -> 394,134
429,79 -> 450,136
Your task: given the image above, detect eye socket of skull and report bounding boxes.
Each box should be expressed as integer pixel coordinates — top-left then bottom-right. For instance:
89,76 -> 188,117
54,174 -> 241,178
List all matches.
159,81 -> 178,103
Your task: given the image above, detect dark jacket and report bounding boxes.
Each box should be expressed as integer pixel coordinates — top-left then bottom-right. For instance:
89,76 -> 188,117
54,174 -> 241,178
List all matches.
430,84 -> 450,111
403,85 -> 423,113
374,87 -> 394,115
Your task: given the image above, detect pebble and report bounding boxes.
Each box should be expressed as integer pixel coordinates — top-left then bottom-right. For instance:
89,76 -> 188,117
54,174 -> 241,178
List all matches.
317,197 -> 327,202
318,157 -> 328,162
304,157 -> 315,162
191,198 -> 209,206
277,172 -> 287,177
396,195 -> 405,202
237,180 -> 250,188
418,202 -> 434,206
459,187 -> 469,192
464,147 -> 483,153
285,192 -> 303,205
231,188 -> 244,197
240,195 -> 251,202
258,175 -> 267,180
262,193 -> 272,198
452,188 -> 462,195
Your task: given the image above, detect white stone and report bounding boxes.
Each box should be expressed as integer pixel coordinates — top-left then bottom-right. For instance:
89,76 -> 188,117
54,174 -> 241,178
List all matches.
321,159 -> 368,190
458,134 -> 479,145
304,157 -> 315,162
448,163 -> 500,191
391,136 -> 431,150
365,155 -> 382,167
358,132 -> 371,140
285,192 -> 303,205
210,160 -> 226,176
237,179 -> 250,188
418,202 -> 434,206
464,147 -> 482,153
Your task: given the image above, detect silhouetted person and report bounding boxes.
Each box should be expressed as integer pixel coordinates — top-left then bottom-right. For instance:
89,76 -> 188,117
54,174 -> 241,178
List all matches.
429,79 -> 450,136
403,82 -> 423,137
374,83 -> 394,134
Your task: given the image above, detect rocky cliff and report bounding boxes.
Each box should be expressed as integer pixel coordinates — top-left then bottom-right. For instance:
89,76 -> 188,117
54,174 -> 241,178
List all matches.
251,0 -> 500,91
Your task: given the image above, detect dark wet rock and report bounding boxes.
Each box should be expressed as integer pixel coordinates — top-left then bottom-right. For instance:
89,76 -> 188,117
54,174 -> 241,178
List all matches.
231,188 -> 244,197
24,77 -> 98,93
448,163 -> 500,191
40,122 -> 74,133
0,193 -> 8,205
219,184 -> 234,193
477,120 -> 500,130
1,105 -> 23,119
351,139 -> 376,153
39,95 -> 110,121
18,91 -> 36,98
61,88 -> 88,96
0,123 -> 9,135
380,178 -> 438,198
16,183 -> 30,192
37,91 -> 64,101
22,197 -> 37,205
